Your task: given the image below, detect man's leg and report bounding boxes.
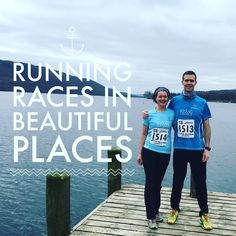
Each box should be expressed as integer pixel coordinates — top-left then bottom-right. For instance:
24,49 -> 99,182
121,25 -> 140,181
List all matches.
170,149 -> 188,211
189,150 -> 212,230
189,150 -> 208,216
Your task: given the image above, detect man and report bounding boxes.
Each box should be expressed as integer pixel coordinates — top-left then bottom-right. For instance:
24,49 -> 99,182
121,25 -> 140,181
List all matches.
167,71 -> 212,230
143,71 -> 212,230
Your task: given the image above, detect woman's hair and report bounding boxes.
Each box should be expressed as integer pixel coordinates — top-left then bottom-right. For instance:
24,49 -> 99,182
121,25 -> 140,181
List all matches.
152,87 -> 170,103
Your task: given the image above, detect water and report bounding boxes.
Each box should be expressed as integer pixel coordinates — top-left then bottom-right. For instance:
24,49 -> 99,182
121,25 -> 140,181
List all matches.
0,92 -> 236,236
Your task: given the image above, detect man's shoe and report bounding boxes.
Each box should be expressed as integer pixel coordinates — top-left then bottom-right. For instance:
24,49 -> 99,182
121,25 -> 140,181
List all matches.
147,219 -> 158,229
156,213 -> 164,222
167,209 -> 179,224
200,214 -> 213,230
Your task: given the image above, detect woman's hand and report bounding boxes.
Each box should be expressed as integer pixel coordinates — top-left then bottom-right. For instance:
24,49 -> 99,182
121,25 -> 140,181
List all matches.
137,153 -> 143,165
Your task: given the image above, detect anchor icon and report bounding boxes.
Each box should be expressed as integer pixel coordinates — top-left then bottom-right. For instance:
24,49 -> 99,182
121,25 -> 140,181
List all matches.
60,26 -> 85,56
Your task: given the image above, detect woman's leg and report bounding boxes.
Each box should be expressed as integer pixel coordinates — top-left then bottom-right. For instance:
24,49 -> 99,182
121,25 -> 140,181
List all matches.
142,148 -> 169,219
155,153 -> 170,212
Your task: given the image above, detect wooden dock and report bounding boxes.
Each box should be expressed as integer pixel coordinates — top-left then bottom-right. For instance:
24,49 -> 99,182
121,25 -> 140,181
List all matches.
70,184 -> 236,236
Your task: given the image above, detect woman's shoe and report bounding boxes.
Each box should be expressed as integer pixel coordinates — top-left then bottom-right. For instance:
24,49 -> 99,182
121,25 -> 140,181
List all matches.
147,219 -> 158,229
156,213 -> 164,222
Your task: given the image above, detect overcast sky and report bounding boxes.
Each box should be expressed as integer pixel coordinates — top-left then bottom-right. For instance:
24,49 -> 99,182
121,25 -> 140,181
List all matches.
1,0 -> 236,93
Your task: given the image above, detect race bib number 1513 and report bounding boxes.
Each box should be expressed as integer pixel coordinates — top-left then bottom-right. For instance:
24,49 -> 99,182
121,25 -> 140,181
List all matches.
178,119 -> 194,138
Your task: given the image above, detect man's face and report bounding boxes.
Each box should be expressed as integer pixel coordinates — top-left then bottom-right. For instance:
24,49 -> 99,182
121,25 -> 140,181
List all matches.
182,74 -> 197,93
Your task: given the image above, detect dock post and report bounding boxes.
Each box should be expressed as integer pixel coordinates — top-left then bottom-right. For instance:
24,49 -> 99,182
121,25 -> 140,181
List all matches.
46,172 -> 70,236
107,148 -> 122,196
190,173 -> 197,198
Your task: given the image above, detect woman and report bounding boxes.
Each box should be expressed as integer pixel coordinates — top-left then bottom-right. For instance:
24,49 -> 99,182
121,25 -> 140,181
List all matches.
137,87 -> 174,229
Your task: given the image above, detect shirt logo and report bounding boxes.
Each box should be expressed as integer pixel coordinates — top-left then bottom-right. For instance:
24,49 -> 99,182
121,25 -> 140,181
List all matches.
179,109 -> 193,116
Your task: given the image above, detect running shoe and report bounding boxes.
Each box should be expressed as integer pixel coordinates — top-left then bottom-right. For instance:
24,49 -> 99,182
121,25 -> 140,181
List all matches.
167,209 -> 179,224
147,219 -> 158,229
156,213 -> 164,222
200,214 -> 213,230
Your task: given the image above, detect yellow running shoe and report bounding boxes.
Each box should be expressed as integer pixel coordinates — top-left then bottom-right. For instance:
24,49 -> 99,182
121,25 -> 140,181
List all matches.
200,214 -> 213,230
167,209 -> 179,224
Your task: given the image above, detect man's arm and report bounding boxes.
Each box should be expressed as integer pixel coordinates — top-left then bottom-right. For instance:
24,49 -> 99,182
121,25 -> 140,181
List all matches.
202,119 -> 211,162
142,110 -> 149,119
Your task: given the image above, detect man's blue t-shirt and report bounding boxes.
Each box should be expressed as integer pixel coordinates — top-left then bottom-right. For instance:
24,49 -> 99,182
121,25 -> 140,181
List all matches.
168,94 -> 211,150
143,108 -> 175,154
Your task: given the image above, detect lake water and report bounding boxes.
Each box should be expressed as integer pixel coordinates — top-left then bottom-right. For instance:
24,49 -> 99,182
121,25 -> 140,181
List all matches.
0,92 -> 236,236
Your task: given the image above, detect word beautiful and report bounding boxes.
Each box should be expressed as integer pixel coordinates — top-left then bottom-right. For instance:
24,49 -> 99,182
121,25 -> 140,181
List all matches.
13,62 -> 133,163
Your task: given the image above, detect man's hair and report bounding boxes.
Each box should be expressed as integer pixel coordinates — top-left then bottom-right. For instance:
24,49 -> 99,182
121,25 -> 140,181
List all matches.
182,70 -> 197,81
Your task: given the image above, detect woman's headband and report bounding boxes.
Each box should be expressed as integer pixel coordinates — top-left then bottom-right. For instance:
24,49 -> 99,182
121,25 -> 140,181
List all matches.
153,87 -> 170,100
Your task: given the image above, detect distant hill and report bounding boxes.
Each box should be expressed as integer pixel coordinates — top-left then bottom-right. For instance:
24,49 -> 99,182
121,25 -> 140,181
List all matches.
1,60 -> 235,102
195,90 -> 236,103
170,90 -> 236,103
143,89 -> 236,103
0,59 -> 113,96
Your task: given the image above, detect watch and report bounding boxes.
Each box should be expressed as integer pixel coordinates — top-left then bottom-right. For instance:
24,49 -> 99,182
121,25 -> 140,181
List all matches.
205,146 -> 211,151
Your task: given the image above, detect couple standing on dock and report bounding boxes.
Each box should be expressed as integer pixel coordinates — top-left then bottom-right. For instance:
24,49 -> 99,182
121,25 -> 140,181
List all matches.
137,71 -> 213,230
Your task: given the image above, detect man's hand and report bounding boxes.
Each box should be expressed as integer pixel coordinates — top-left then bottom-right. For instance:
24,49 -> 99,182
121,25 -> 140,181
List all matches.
202,150 -> 210,162
142,110 -> 149,119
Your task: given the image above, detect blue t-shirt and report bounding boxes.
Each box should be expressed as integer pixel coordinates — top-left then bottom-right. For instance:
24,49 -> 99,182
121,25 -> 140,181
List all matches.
143,108 -> 175,154
168,94 -> 211,150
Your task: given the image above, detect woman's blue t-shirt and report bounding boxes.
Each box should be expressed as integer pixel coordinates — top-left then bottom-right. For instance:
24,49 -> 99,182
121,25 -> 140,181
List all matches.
143,108 -> 175,154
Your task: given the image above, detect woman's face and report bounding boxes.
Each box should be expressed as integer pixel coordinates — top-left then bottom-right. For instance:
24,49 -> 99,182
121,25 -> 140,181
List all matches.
155,91 -> 169,107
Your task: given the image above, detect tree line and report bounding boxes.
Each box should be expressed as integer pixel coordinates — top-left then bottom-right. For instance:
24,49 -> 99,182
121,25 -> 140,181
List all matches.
143,89 -> 236,103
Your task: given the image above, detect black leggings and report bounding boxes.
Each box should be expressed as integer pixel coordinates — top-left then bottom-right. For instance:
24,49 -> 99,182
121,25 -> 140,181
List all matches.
142,148 -> 170,219
170,149 -> 208,216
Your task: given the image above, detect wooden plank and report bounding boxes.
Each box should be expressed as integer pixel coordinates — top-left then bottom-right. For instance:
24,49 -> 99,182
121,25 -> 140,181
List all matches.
109,194 -> 236,208
118,188 -> 236,203
88,214 -> 236,232
70,185 -> 236,236
114,191 -> 236,204
121,185 -> 236,198
108,193 -> 236,208
75,218 -> 235,236
96,204 -> 236,219
103,200 -> 236,216
94,209 -> 236,226
88,202 -> 235,221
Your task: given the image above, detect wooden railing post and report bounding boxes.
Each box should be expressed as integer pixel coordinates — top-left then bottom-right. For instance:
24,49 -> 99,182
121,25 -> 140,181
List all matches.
107,148 -> 122,196
190,173 -> 197,198
46,173 -> 70,236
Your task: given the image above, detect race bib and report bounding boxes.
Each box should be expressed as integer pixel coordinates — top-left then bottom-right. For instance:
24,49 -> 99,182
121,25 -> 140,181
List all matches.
150,128 -> 168,146
178,119 -> 194,138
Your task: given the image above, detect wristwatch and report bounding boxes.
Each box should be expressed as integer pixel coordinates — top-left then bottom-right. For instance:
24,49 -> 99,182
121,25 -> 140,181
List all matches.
205,146 -> 211,151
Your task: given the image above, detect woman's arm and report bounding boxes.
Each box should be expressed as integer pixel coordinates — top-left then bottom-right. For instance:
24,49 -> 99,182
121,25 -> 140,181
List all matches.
137,125 -> 148,165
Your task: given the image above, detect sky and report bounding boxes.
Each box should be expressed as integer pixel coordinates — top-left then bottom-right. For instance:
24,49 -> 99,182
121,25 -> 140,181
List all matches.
0,0 -> 236,93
